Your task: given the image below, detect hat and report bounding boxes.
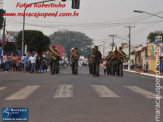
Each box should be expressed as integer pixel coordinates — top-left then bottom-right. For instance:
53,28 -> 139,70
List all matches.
71,48 -> 74,51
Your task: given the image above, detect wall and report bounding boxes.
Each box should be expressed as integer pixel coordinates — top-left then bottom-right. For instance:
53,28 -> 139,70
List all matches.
149,59 -> 156,71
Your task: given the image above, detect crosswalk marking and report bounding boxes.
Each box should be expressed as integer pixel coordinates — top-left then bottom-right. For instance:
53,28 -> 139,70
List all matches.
0,87 -> 7,91
124,86 -> 162,99
91,85 -> 119,98
6,85 -> 40,100
54,85 -> 73,98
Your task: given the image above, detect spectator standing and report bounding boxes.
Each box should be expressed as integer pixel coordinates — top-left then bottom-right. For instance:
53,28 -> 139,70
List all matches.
11,54 -> 18,72
29,54 -> 36,73
3,53 -> 8,72
7,53 -> 12,72
21,54 -> 28,72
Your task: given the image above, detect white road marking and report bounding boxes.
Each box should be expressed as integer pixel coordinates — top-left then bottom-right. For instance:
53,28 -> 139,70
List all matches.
124,86 -> 162,99
6,85 -> 40,100
91,85 -> 119,98
54,85 -> 73,98
0,87 -> 7,91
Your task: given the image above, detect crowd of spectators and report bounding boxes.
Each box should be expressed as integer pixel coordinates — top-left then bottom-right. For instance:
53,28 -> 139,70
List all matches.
0,52 -> 48,73
123,60 -> 148,72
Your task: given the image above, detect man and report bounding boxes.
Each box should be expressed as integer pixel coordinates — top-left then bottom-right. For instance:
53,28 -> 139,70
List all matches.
56,51 -> 61,74
91,46 -> 102,77
105,51 -> 113,75
49,46 -> 60,75
29,53 -> 36,73
111,51 -> 119,76
71,47 -> 80,75
118,47 -> 126,76
88,47 -> 94,74
21,54 -> 28,72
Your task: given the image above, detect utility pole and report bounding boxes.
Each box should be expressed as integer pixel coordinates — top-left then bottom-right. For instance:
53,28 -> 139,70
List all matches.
22,0 -> 56,55
2,16 -> 6,51
102,41 -> 106,56
109,35 -> 117,50
125,26 -> 135,70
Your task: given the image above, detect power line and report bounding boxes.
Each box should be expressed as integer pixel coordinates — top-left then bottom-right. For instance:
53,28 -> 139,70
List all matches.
109,34 -> 117,50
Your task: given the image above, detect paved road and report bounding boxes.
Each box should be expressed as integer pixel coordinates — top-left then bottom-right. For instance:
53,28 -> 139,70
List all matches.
0,66 -> 162,122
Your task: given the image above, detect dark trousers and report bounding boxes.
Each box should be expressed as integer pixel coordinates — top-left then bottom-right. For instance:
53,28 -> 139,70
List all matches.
112,60 -> 119,75
51,61 -> 58,74
119,62 -> 123,75
89,62 -> 93,74
93,63 -> 100,75
31,63 -> 35,73
72,62 -> 78,74
106,62 -> 112,74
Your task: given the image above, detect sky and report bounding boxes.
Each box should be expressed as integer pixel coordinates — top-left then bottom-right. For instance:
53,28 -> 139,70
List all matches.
1,0 -> 163,53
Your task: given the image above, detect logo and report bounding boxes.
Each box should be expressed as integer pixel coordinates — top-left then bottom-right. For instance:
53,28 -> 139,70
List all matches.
1,108 -> 28,121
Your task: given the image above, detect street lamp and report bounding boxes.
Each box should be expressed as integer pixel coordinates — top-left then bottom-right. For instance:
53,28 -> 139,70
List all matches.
134,10 -> 163,19
22,0 -> 56,55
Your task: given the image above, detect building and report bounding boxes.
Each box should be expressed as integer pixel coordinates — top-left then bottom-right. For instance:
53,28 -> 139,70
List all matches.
134,45 -> 148,69
147,41 -> 163,72
121,43 -> 135,61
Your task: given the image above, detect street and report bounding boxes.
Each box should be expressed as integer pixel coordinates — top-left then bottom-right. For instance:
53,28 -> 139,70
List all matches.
0,66 -> 162,122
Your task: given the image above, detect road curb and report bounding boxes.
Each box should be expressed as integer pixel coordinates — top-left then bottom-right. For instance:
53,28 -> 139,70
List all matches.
124,70 -> 163,79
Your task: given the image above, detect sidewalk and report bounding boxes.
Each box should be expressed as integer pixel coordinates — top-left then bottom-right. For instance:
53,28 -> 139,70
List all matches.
124,69 -> 163,79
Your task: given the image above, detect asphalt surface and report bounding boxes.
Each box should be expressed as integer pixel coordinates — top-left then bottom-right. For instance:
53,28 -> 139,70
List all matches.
0,66 -> 162,122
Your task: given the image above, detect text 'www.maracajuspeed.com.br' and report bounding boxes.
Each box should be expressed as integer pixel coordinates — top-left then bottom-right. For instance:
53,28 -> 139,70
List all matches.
2,11 -> 63,18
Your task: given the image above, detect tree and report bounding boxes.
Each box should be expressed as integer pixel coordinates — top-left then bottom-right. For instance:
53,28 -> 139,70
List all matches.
0,9 -> 5,30
16,30 -> 50,53
49,30 -> 93,59
147,31 -> 163,43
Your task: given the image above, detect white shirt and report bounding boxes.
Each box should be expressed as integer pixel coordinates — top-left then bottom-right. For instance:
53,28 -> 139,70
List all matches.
29,56 -> 36,64
3,55 -> 8,63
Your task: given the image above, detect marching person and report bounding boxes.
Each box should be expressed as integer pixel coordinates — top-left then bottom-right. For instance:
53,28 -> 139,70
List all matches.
48,46 -> 60,75
105,51 -> 113,75
111,51 -> 119,76
88,46 -> 94,74
70,47 -> 80,75
118,47 -> 126,77
56,51 -> 61,74
91,46 -> 102,77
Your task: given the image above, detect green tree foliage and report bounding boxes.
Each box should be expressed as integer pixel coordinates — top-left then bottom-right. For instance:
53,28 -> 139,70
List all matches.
147,31 -> 163,43
49,30 -> 94,59
16,30 -> 50,53
0,9 -> 5,30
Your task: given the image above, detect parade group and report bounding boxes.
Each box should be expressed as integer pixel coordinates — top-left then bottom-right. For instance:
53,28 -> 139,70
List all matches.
0,45 -> 127,77
50,45 -> 127,77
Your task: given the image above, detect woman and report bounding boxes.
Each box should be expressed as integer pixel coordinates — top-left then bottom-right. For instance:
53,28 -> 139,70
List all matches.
11,53 -> 18,72
7,53 -> 12,72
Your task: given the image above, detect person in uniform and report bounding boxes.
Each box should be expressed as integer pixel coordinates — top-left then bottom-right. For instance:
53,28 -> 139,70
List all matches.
56,51 -> 61,74
91,46 -> 102,77
118,47 -> 126,77
111,51 -> 119,76
70,47 -> 80,75
88,47 -> 94,74
49,46 -> 60,75
105,51 -> 113,75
